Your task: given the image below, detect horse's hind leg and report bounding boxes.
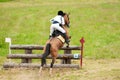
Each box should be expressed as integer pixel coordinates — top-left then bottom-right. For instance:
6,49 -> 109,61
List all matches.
49,57 -> 56,75
39,53 -> 50,74
39,43 -> 51,74
39,53 -> 47,74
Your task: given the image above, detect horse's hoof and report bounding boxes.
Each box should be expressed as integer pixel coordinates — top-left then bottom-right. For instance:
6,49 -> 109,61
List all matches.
39,67 -> 43,75
49,68 -> 52,75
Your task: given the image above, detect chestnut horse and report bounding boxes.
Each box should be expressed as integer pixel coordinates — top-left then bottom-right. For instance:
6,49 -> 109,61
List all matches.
39,13 -> 70,74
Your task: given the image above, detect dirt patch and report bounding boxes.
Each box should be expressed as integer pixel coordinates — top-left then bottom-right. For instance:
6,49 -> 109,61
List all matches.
0,59 -> 120,80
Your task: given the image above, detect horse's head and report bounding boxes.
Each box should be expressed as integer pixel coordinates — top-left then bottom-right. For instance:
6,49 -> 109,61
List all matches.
63,13 -> 70,27
63,13 -> 71,47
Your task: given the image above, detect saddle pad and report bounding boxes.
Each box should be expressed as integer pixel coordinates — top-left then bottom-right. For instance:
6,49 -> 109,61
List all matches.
57,35 -> 65,43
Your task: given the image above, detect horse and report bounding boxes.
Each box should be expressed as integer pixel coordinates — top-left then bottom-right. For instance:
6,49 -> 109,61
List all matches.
39,13 -> 70,75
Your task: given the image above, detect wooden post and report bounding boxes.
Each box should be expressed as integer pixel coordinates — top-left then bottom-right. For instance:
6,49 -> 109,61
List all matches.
80,37 -> 85,68
22,49 -> 32,63
62,49 -> 71,64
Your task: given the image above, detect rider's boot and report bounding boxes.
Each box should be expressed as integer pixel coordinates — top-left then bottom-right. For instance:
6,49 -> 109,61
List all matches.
62,33 -> 70,44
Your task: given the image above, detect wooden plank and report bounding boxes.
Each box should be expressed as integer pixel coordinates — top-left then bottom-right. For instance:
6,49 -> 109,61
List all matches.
10,45 -> 81,50
3,63 -> 80,69
7,54 -> 80,59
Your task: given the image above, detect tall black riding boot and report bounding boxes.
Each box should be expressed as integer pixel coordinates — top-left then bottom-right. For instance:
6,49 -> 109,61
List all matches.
62,33 -> 70,44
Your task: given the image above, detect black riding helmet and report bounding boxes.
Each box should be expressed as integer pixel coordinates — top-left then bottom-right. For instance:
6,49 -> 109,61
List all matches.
58,10 -> 64,16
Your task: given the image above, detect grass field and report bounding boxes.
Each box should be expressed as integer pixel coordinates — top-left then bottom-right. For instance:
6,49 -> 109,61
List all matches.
0,0 -> 120,80
0,0 -> 120,58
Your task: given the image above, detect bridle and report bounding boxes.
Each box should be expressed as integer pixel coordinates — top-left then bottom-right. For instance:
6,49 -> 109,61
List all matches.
63,13 -> 70,28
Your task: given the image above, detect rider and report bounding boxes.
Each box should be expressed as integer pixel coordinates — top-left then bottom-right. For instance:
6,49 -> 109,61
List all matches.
49,10 -> 69,44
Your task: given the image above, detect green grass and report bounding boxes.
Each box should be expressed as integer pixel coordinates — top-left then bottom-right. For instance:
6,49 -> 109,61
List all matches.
0,0 -> 120,59
0,0 -> 12,2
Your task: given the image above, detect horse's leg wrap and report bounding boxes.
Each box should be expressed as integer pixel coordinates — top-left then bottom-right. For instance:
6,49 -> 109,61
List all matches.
39,66 -> 43,74
50,58 -> 55,75
49,68 -> 52,75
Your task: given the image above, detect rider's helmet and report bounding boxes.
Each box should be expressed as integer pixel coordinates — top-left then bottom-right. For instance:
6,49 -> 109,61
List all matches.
58,10 -> 64,16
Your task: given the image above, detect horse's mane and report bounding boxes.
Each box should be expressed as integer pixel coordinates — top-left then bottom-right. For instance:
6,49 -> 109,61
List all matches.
63,13 -> 66,16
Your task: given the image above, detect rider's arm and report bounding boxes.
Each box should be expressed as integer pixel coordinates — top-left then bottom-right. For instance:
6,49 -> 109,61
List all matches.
60,17 -> 65,27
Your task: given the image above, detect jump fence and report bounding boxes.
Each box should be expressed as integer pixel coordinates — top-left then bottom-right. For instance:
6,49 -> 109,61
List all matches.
3,37 -> 85,69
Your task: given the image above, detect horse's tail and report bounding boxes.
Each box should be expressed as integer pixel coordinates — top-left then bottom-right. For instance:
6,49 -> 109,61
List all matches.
41,43 -> 51,66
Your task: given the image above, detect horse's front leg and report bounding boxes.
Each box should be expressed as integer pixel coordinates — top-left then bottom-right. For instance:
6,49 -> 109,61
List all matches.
49,57 -> 56,75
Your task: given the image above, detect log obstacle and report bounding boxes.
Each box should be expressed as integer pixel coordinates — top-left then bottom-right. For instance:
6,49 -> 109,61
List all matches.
7,54 -> 81,59
10,45 -> 81,63
3,38 -> 85,69
3,63 -> 79,69
10,45 -> 81,50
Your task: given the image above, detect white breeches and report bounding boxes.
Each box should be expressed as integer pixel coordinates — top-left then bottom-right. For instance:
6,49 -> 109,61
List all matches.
50,24 -> 66,36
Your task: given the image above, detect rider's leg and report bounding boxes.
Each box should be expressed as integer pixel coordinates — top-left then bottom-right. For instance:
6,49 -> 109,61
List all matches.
52,24 -> 69,44
49,24 -> 55,39
53,24 -> 66,33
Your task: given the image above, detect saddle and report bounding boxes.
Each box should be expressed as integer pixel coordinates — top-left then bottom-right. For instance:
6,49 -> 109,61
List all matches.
52,30 -> 61,37
52,30 -> 65,43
